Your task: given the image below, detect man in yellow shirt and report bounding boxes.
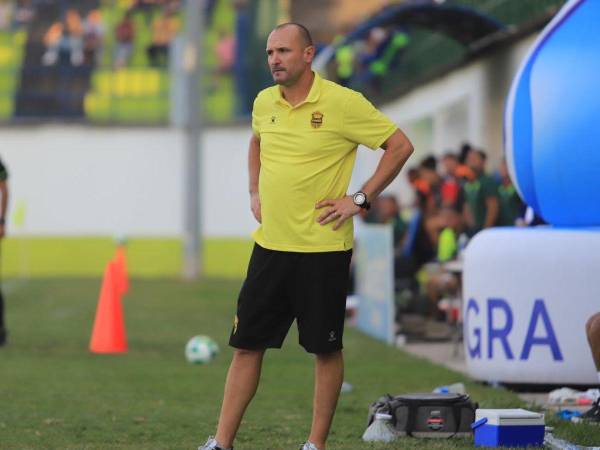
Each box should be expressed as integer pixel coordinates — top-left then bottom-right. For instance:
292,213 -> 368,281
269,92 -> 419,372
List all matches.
200,23 -> 413,450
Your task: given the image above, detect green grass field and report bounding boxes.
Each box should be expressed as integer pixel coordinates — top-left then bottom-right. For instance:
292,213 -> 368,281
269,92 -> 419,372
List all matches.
0,278 -> 598,449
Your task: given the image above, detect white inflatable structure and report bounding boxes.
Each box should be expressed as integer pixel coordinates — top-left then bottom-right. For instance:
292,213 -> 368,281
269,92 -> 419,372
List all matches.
463,228 -> 600,384
464,0 -> 600,384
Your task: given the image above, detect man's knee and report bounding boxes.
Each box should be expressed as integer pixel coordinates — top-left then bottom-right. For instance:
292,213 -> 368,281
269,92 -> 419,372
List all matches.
232,348 -> 265,360
315,350 -> 343,363
586,312 -> 600,338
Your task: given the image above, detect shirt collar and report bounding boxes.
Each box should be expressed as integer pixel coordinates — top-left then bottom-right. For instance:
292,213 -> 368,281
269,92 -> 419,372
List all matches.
273,70 -> 322,107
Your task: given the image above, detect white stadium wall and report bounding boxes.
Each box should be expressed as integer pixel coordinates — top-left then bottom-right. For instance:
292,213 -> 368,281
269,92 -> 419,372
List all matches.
1,125 -> 256,238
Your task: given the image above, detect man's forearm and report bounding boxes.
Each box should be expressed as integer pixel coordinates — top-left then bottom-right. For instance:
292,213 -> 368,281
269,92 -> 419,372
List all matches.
361,130 -> 413,200
248,135 -> 261,194
0,183 -> 8,222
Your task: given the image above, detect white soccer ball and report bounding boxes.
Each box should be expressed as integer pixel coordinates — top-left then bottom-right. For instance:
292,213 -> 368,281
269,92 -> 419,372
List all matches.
185,335 -> 219,364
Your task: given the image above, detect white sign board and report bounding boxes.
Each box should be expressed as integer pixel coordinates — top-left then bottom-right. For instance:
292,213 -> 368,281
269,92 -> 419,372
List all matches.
463,227 -> 600,385
355,224 -> 395,345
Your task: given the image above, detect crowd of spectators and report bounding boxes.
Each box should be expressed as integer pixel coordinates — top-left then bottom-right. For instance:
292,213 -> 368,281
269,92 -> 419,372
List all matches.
357,144 -> 536,323
36,0 -> 182,69
42,8 -> 104,67
145,7 -> 179,67
332,25 -> 409,92
0,0 -> 35,31
34,0 -> 237,73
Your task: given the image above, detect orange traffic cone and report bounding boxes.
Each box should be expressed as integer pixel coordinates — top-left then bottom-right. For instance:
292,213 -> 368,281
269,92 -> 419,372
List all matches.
89,261 -> 128,353
113,245 -> 129,297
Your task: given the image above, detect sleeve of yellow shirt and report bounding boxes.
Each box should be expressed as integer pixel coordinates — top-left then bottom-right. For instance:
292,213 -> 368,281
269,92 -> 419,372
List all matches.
341,91 -> 397,150
251,96 -> 262,138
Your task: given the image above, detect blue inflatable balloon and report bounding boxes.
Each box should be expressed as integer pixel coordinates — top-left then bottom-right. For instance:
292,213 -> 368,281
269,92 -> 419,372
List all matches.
505,0 -> 600,226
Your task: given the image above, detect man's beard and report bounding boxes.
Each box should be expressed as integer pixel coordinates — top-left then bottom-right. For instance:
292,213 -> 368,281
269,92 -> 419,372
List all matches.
273,69 -> 299,87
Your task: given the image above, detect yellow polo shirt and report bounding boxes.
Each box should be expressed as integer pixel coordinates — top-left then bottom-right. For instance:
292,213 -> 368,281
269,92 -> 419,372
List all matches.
252,71 -> 396,252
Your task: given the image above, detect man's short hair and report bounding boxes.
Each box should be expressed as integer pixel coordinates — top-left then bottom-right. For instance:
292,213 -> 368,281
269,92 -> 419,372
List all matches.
273,22 -> 314,48
442,152 -> 458,161
459,143 -> 472,164
419,155 -> 437,171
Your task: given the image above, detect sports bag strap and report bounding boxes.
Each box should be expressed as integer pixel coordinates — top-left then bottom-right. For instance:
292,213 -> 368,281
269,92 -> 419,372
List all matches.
405,401 -> 417,437
448,404 -> 462,438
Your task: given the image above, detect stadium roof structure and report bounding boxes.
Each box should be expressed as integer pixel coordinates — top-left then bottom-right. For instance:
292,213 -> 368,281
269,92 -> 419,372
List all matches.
314,0 -> 507,70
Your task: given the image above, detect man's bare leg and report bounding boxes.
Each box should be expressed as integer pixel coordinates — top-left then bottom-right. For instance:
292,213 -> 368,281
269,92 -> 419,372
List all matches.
307,350 -> 344,450
586,312 -> 600,383
214,349 -> 265,448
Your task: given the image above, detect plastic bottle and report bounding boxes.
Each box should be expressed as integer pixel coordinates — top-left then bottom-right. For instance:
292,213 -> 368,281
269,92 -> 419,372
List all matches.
362,413 -> 397,442
433,382 -> 466,394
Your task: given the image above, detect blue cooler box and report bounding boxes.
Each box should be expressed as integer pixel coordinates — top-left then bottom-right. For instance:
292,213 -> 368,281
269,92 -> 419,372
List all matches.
471,409 -> 545,448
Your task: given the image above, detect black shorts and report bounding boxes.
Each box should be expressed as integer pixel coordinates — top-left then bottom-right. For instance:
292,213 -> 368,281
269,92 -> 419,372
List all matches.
229,243 -> 352,354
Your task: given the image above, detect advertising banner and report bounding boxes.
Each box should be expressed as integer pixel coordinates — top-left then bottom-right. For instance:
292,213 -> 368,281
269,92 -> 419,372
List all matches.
463,227 -> 600,384
355,224 -> 395,345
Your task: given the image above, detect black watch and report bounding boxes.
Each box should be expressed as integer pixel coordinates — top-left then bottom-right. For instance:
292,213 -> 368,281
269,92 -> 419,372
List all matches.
352,191 -> 370,210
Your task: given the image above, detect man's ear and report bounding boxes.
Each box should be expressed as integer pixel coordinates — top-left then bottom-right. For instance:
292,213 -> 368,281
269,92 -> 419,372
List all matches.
304,45 -> 315,63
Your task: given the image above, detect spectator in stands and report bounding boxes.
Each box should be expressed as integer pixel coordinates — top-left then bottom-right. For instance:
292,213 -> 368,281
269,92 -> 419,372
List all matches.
0,0 -> 12,31
146,9 -> 179,67
406,167 -> 420,189
216,30 -> 235,74
332,26 -> 356,87
440,153 -> 464,211
114,10 -> 135,69
463,148 -> 499,235
458,142 -> 472,164
334,40 -> 354,87
355,27 -> 387,87
408,165 -> 428,209
132,0 -> 158,25
435,206 -> 465,263
418,155 -> 458,250
41,9 -> 85,67
496,158 -> 525,226
417,155 -> 442,217
83,9 -> 104,67
165,0 -> 180,15
12,0 -> 34,29
41,21 -> 63,66
367,29 -> 409,91
204,0 -> 217,26
403,167 -> 436,276
424,205 -> 464,318
375,195 -> 407,252
66,9 -> 84,66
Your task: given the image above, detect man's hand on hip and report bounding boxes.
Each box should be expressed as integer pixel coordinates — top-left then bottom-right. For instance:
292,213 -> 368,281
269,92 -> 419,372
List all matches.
316,196 -> 361,230
250,192 -> 262,223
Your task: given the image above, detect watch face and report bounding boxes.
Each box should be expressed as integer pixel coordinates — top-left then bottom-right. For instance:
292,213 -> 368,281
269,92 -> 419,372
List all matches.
354,192 -> 366,205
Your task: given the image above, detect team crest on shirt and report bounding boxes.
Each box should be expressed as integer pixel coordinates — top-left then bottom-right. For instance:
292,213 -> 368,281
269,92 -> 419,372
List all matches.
270,115 -> 276,124
311,111 -> 323,129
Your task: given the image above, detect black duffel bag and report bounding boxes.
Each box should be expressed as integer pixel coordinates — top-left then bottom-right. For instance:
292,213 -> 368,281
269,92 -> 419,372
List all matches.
367,392 -> 478,438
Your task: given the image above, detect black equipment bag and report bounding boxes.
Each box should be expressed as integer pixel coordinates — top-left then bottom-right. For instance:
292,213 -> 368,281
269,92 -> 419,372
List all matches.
367,392 -> 477,438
